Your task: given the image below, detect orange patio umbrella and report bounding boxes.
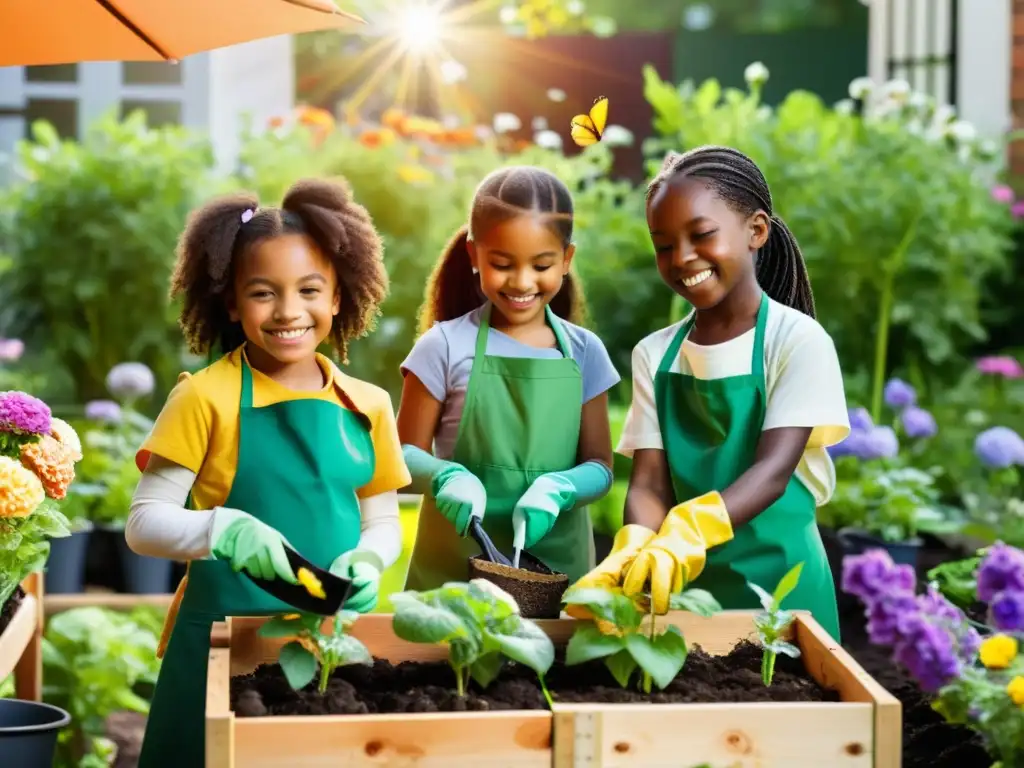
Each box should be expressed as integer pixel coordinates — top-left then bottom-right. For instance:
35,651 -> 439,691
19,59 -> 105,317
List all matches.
0,0 -> 364,67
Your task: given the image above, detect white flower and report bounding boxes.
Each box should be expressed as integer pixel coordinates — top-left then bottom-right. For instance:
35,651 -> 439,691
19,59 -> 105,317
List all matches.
534,129 -> 563,150
908,91 -> 930,110
532,116 -> 548,131
546,88 -> 566,102
474,124 -> 493,142
976,139 -> 1000,161
442,113 -> 460,129
566,0 -> 584,15
933,104 -> 957,126
601,124 -> 633,146
439,59 -> 467,85
946,119 -> 977,143
682,3 -> 714,30
493,112 -> 521,133
882,78 -> 911,103
499,5 -> 517,23
848,76 -> 874,100
834,98 -> 856,115
106,362 -> 155,399
744,62 -> 769,86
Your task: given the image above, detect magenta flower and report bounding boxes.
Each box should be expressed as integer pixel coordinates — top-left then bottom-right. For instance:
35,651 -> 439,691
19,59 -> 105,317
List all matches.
991,184 -> 1014,203
1012,201 -> 1024,219
0,391 -> 52,435
975,356 -> 1024,379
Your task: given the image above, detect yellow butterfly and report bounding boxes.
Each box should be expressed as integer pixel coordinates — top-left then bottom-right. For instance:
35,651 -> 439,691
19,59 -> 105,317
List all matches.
570,96 -> 608,147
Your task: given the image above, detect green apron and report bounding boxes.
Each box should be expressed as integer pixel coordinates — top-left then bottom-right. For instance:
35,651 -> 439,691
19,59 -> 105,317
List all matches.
654,293 -> 840,641
405,303 -> 595,588
138,356 -> 374,768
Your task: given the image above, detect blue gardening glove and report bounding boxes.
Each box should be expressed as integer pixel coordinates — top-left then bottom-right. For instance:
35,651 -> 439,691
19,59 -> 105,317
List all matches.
432,465 -> 487,536
210,507 -> 297,583
513,461 -> 614,549
329,550 -> 382,614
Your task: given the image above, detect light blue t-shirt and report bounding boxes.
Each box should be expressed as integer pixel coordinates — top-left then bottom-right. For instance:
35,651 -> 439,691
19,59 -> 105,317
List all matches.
401,305 -> 621,460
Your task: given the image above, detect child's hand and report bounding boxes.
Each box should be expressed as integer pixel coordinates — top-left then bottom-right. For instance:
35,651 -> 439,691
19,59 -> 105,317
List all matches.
512,473 -> 575,548
210,508 -> 297,583
433,468 -> 487,535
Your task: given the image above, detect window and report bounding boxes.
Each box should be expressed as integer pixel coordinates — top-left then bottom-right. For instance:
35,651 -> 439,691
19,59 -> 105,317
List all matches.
25,65 -> 78,83
23,99 -> 78,139
122,62 -> 182,86
120,99 -> 182,128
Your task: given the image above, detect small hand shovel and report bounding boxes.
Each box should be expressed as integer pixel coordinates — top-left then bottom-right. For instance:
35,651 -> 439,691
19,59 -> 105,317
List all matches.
468,517 -> 513,568
244,545 -> 353,616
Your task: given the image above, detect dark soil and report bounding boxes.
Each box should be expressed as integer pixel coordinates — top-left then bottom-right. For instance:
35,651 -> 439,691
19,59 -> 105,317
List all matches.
230,638 -> 835,717
0,586 -> 25,637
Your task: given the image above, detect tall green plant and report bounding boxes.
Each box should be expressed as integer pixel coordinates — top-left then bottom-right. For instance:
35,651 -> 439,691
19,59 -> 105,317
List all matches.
0,112 -> 214,404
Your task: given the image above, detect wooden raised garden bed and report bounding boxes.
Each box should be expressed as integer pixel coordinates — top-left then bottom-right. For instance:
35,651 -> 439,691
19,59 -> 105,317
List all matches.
0,571 -> 43,701
206,610 -> 900,768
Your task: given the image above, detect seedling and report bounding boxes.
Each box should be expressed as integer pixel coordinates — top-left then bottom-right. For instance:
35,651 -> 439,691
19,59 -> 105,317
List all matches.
562,585 -> 722,693
259,610 -> 371,694
390,579 -> 555,699
748,562 -> 804,686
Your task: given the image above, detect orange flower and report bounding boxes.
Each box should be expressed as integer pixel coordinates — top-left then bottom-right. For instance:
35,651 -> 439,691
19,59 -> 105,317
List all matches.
381,108 -> 405,129
49,417 -> 82,462
0,455 -> 45,518
297,105 -> 335,130
267,116 -> 286,129
359,128 -> 396,148
20,434 -> 75,500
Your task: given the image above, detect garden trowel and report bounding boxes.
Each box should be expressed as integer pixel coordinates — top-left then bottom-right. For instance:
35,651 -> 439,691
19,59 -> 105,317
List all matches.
244,545 -> 353,616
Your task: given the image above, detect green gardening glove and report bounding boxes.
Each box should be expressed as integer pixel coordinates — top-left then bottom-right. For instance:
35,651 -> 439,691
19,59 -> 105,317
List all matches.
513,462 -> 613,549
329,550 -> 382,613
210,508 -> 297,583
431,465 -> 487,536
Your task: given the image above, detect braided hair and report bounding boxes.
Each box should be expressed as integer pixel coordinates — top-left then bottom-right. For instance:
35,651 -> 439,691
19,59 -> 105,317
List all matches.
647,146 -> 815,317
418,165 -> 587,333
171,178 -> 388,362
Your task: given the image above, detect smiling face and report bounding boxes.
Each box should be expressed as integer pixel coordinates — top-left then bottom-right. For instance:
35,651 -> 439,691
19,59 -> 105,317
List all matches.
229,233 -> 339,367
647,176 -> 768,311
468,214 -> 575,327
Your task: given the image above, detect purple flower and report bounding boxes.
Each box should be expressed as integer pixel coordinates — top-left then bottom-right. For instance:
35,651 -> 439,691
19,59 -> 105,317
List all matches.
916,585 -> 962,624
976,355 -> 1024,379
106,362 -> 155,399
0,391 -> 52,435
0,339 -> 24,362
883,378 -> 916,409
977,542 -> 1024,603
842,549 -> 915,603
893,613 -> 961,692
1013,200 -> 1024,219
992,184 -> 1015,203
974,427 -> 1024,469
863,425 -> 899,459
900,407 -> 937,439
848,407 -> 873,432
990,590 -> 1024,632
85,399 -> 122,425
866,592 -> 919,644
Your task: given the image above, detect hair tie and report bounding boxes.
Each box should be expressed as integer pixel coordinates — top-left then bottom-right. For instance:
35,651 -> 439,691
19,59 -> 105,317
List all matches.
241,208 -> 254,224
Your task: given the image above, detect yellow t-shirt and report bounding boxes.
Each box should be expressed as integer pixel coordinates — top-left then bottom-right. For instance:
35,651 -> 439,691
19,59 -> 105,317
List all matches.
136,347 -> 411,510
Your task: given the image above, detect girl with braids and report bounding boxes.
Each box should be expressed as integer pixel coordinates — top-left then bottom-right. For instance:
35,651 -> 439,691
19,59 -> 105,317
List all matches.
397,165 -> 620,589
575,146 -> 849,640
128,178 -> 410,766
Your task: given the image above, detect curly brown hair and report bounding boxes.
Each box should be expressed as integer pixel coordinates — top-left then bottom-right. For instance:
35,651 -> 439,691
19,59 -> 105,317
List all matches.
171,177 -> 388,363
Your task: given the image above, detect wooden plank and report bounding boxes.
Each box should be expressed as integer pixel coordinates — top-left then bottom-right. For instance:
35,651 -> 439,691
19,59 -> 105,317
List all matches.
0,593 -> 36,686
796,614 -> 902,768
13,572 -> 42,700
235,712 -> 552,768
206,646 -> 235,767
552,701 -> 873,768
44,591 -> 174,616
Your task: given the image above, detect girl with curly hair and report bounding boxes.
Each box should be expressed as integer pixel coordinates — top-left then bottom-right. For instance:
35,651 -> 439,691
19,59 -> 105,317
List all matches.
127,178 -> 410,767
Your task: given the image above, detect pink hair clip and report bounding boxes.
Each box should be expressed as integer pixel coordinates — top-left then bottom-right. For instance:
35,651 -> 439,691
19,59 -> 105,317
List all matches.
241,209 -> 254,224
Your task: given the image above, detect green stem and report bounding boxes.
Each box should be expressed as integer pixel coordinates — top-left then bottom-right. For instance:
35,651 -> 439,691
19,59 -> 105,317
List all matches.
454,664 -> 465,697
539,676 -> 554,709
762,651 -> 776,687
641,602 -> 657,694
318,663 -> 331,694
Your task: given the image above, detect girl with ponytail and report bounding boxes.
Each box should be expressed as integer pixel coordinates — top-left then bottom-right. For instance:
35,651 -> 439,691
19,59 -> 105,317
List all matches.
576,146 -> 850,642
397,165 -> 620,591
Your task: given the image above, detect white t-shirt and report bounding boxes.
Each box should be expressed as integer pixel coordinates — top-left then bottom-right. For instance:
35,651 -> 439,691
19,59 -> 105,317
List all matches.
617,298 -> 850,506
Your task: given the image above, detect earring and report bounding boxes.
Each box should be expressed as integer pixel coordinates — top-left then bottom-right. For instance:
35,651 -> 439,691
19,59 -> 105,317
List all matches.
472,267 -> 479,275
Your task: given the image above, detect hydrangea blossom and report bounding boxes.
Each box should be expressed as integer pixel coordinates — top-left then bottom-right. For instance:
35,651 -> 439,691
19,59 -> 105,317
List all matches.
85,399 -> 123,425
0,391 -> 52,435
901,407 -> 937,439
975,427 -> 1024,469
105,362 -> 155,400
883,378 -> 916,409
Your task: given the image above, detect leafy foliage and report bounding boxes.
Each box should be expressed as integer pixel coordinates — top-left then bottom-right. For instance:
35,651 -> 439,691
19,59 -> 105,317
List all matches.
390,580 -> 554,697
561,585 -> 721,692
260,611 -> 372,694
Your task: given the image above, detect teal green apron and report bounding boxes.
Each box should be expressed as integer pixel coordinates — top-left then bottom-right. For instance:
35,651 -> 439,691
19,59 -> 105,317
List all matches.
654,293 -> 840,641
405,303 -> 595,588
138,355 -> 374,768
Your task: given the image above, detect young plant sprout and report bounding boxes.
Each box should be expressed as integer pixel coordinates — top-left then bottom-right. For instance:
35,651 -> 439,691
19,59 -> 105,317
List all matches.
749,562 -> 804,686
390,579 -> 555,700
259,610 -> 372,694
561,585 -> 722,694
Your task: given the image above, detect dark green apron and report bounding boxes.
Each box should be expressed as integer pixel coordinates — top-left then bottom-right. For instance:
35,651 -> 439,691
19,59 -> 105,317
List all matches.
654,293 -> 840,640
405,303 -> 594,587
137,356 -> 373,767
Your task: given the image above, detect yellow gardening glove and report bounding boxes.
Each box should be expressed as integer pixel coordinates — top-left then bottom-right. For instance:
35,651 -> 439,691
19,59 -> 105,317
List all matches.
564,524 -> 656,623
622,491 -> 734,614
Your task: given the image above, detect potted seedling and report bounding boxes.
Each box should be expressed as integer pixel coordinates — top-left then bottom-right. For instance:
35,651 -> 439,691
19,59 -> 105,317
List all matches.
748,562 -> 804,686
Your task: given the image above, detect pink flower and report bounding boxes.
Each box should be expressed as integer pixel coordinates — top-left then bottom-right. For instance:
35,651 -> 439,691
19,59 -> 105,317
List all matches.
0,339 -> 24,362
0,391 -> 51,435
976,356 -> 1024,379
1012,201 -> 1024,219
992,185 -> 1015,203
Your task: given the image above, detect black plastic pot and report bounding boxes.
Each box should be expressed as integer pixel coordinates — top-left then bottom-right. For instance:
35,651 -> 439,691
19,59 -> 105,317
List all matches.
44,527 -> 92,594
0,699 -> 71,768
837,526 -> 922,568
116,536 -> 172,594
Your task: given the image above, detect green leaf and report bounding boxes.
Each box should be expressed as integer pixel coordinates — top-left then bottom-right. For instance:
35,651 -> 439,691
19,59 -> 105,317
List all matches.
772,563 -> 804,608
747,582 -> 775,612
604,648 -> 638,688
259,615 -> 308,638
764,640 -> 801,659
279,641 -> 317,690
486,619 -> 555,676
391,600 -> 467,645
565,624 -> 626,666
322,634 -> 372,667
625,626 -> 687,690
668,588 -> 722,617
469,651 -> 505,689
